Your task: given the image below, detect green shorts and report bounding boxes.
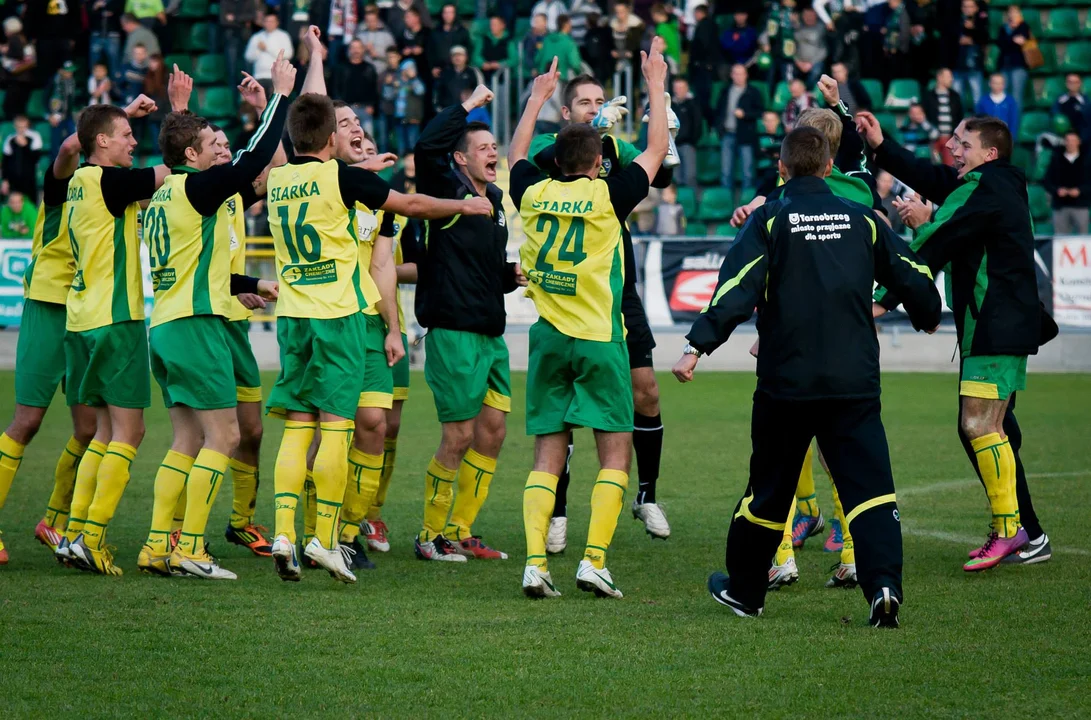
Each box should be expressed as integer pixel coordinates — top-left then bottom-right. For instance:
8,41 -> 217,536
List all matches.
424,328 -> 511,423
150,316 -> 237,410
392,332 -> 410,401
268,314 -> 367,421
526,320 -> 633,435
15,299 -> 67,407
359,313 -> 394,410
225,319 -> 262,403
960,355 -> 1028,401
64,320 -> 151,409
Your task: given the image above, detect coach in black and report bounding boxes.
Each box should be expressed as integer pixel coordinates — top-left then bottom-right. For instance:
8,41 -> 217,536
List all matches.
672,127 -> 942,627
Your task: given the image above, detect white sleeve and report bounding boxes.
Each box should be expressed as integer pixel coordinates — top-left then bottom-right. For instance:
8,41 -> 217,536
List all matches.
813,0 -> 833,27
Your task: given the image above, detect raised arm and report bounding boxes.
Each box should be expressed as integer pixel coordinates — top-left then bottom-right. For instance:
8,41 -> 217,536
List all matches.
382,190 -> 492,220
51,132 -> 82,179
414,89 -> 491,195
857,111 -> 960,204
370,216 -> 404,366
300,26 -> 327,95
632,40 -> 669,183
509,57 -> 559,167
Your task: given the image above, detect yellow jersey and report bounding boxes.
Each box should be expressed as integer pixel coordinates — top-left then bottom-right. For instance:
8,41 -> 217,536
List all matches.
355,203 -> 385,317
23,168 -> 73,305
145,169 -> 234,327
391,214 -> 408,333
267,158 -> 391,319
65,164 -> 157,332
223,193 -> 252,322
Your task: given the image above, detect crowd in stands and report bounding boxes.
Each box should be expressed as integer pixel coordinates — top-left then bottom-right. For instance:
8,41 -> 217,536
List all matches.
0,0 -> 1088,237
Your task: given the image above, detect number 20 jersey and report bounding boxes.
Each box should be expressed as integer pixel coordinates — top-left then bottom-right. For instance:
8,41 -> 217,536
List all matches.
267,158 -> 368,319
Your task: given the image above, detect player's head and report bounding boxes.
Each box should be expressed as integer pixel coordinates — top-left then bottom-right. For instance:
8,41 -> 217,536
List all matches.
160,112 -> 216,169
796,108 -> 842,159
78,104 -> 137,167
555,123 -> 603,177
778,126 -> 832,181
331,99 -> 367,163
562,75 -> 606,124
949,116 -> 1011,178
360,130 -> 378,158
288,93 -> 337,157
454,121 -> 498,185
209,123 -> 232,165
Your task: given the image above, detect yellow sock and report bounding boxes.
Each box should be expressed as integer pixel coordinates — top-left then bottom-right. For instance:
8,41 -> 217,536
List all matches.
228,459 -> 259,529
176,449 -> 230,556
302,471 -> 316,545
830,479 -> 855,564
420,456 -> 457,542
584,469 -> 629,569
171,486 -> 187,532
44,436 -> 87,529
341,447 -> 382,543
274,420 -> 316,545
145,450 -> 194,553
445,449 -> 497,541
795,445 -> 820,517
65,439 -> 106,541
774,498 -> 795,566
0,432 -> 26,510
313,421 -> 353,549
523,471 -> 558,570
82,442 -> 137,551
368,437 -> 398,521
971,433 -> 1021,538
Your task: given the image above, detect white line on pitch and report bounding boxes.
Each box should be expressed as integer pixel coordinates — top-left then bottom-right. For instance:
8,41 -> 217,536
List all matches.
898,470 -> 1091,497
901,526 -> 1091,557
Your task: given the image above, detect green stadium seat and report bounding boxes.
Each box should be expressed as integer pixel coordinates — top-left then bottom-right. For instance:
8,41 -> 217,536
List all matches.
1033,75 -> 1066,108
1042,9 -> 1079,39
426,0 -> 445,15
470,17 -> 489,42
696,151 -> 720,185
0,121 -> 14,139
772,81 -> 791,111
685,221 -> 707,236
198,87 -> 236,118
456,0 -> 475,16
209,3 -> 219,17
1034,220 -> 1052,236
676,186 -> 697,217
1027,185 -> 1051,222
1059,42 -> 1091,73
177,0 -> 209,18
874,112 -> 902,143
26,91 -> 46,119
985,45 -> 1000,74
187,23 -> 211,53
164,54 -> 194,75
1084,11 -> 1091,35
1023,11 -> 1043,38
1032,148 -> 1052,182
34,122 -> 52,149
988,11 -> 1004,40
1019,111 -> 1051,143
884,79 -> 920,109
914,145 -> 932,160
697,187 -> 734,221
194,54 -> 226,85
712,223 -> 738,238
514,18 -> 530,39
37,155 -> 51,178
143,154 -> 163,168
860,79 -> 883,109
1022,0 -> 1054,6
1011,147 -> 1032,173
1033,42 -> 1058,74
750,81 -> 769,109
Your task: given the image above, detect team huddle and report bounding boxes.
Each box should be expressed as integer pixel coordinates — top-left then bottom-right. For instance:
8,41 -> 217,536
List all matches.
0,27 -> 1054,626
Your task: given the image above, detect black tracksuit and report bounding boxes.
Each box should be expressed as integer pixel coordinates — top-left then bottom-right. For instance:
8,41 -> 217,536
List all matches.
413,105 -> 517,337
687,176 -> 941,612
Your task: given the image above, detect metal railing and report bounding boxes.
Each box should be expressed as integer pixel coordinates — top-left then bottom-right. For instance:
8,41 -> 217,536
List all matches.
612,62 -> 634,138
490,66 -> 512,147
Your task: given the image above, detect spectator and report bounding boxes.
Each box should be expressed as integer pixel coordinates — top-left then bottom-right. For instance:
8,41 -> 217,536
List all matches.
245,13 -> 295,96
120,13 -> 161,64
0,191 -> 36,239
875,170 -> 906,234
430,4 -> 472,78
689,3 -> 723,126
647,4 -> 681,72
996,5 -> 1031,109
49,62 -> 79,158
335,39 -> 381,133
782,78 -> 815,130
757,110 -> 784,179
434,46 -> 482,111
976,73 -> 1020,140
924,67 -> 965,141
759,0 -> 797,87
141,54 -> 169,150
716,63 -> 763,190
125,0 -> 167,30
310,0 -> 361,73
582,12 -> 615,83
356,4 -> 395,75
119,44 -> 150,105
901,103 -> 939,154
1053,74 -> 1091,143
795,8 -> 829,88
396,9 -> 433,94
25,0 -> 81,96
830,62 -> 872,115
2,117 -> 43,200
2,18 -> 37,120
671,76 -> 701,188
390,59 -> 426,155
879,0 -> 911,84
951,0 -> 988,108
386,0 -> 432,41
531,0 -> 569,33
378,46 -> 403,150
89,0 -> 126,79
568,0 -> 599,44
815,0 -> 864,72
391,151 -> 416,194
538,15 -> 582,79
1045,130 -> 1091,235
610,2 -> 644,81
655,185 -> 686,236
461,88 -> 491,125
220,1 -> 259,87
88,62 -> 115,106
476,16 -> 514,84
720,11 -> 757,68
523,14 -> 549,75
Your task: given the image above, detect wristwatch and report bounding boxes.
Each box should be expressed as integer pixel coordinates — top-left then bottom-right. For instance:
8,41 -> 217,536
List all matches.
682,343 -> 702,358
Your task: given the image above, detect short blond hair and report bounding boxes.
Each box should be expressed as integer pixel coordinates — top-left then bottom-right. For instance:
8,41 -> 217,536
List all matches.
797,108 -> 842,161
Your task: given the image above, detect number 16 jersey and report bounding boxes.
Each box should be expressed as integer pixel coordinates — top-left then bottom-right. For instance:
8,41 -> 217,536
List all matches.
267,156 -> 391,319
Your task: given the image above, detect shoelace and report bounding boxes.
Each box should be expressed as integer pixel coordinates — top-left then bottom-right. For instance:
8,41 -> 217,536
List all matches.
339,544 -> 356,565
975,531 -> 1000,558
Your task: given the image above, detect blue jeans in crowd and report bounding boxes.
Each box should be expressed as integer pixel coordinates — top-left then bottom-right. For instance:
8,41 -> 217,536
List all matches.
720,133 -> 754,190
89,32 -> 121,79
953,71 -> 984,109
397,122 -> 420,156
1002,67 -> 1028,108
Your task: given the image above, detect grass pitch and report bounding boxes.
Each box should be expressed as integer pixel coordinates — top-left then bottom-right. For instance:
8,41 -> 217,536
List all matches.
1,369 -> 1089,718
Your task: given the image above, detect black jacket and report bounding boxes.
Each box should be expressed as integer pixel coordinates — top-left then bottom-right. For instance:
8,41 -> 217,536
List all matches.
873,140 -> 1044,356
414,105 -> 516,337
673,95 -> 702,146
689,16 -> 722,73
715,85 -> 764,145
688,176 -> 940,400
1044,149 -> 1091,209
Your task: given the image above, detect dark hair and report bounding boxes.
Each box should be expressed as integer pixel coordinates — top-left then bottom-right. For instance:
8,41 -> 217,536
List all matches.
331,99 -> 350,110
209,122 -> 223,134
160,112 -> 210,167
555,124 -> 602,175
288,93 -> 337,154
456,121 -> 493,154
364,3 -> 379,13
780,126 -> 830,179
77,104 -> 129,157
563,74 -> 604,109
557,13 -> 571,30
964,116 -> 1013,160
